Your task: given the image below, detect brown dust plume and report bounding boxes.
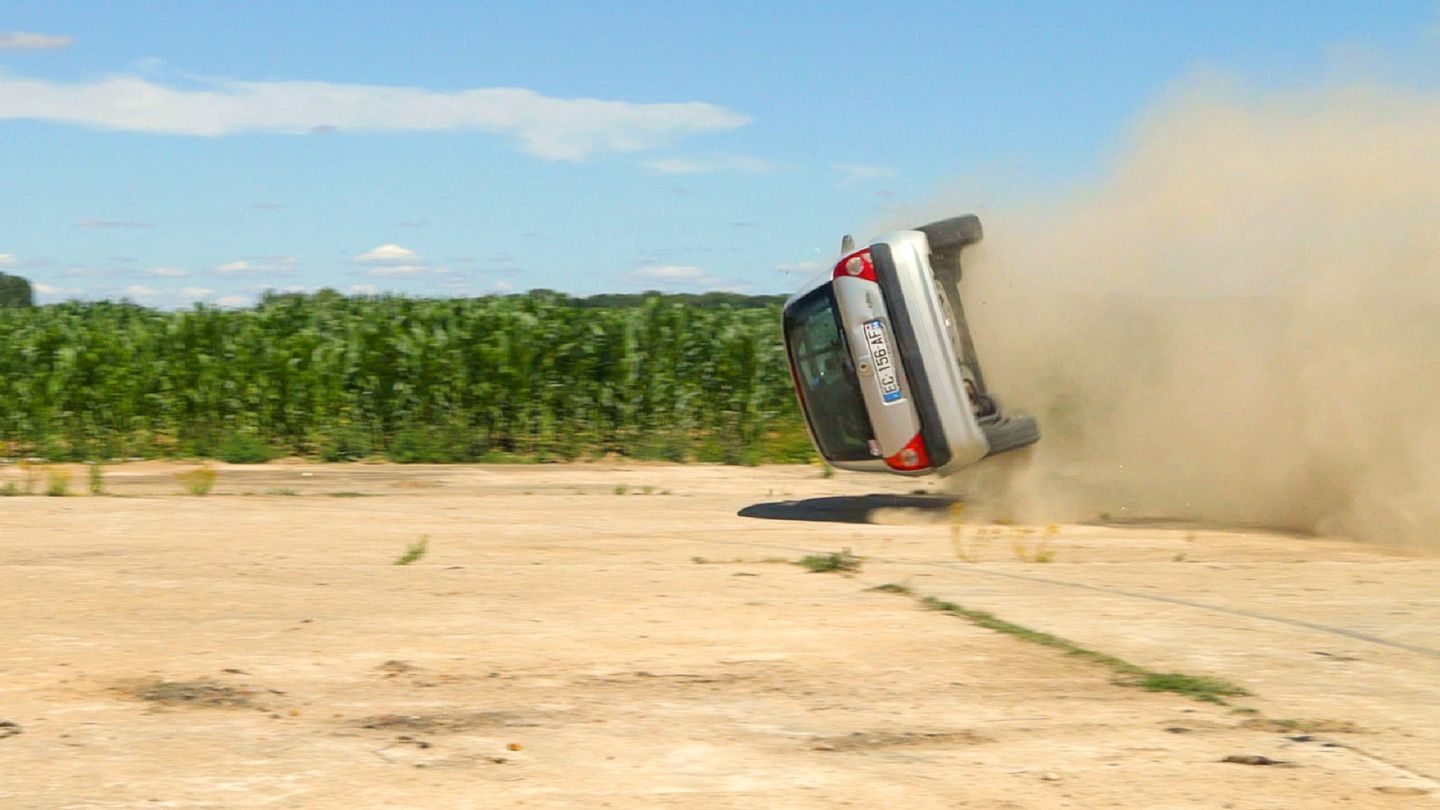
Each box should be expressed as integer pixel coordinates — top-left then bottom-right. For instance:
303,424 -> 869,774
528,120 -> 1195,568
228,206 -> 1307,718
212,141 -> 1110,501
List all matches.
924,80 -> 1440,549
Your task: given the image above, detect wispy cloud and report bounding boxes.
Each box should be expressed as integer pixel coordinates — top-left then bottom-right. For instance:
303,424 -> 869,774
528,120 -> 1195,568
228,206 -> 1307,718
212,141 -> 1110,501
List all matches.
0,73 -> 751,161
365,265 -> 427,277
835,163 -> 895,185
215,294 -> 251,308
776,260 -> 824,275
348,284 -> 379,295
641,154 -> 772,174
622,264 -> 741,291
143,266 -> 187,277
0,32 -> 72,51
215,255 -> 297,275
0,252 -> 48,270
79,218 -> 153,229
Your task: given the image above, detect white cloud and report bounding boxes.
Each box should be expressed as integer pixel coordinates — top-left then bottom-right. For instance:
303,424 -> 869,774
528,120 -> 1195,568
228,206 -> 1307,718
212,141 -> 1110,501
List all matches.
353,243 -> 421,264
0,253 -> 16,267
144,266 -> 187,277
493,280 -> 514,292
641,154 -> 772,174
622,264 -> 735,290
0,73 -> 750,161
215,294 -> 251,308
632,265 -> 707,281
835,163 -> 896,185
181,287 -> 213,298
366,265 -> 426,277
33,282 -> 62,294
215,256 -> 297,274
348,284 -> 379,295
0,32 -> 72,51
353,243 -> 428,276
124,284 -> 158,298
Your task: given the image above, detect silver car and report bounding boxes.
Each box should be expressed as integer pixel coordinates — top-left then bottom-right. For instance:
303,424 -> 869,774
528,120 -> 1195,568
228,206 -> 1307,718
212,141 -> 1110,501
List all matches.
782,215 -> 1038,476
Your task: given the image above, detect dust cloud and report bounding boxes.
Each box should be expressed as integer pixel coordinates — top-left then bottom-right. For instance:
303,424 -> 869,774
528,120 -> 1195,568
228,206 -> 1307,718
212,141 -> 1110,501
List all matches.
927,80 -> 1440,549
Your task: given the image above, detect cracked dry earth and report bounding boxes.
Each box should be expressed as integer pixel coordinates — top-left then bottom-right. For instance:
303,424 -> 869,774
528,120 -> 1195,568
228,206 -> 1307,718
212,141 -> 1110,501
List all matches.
2,461 -> 1438,808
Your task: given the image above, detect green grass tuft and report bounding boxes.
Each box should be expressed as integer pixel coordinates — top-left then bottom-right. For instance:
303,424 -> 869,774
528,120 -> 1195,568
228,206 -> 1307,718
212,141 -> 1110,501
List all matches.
796,549 -> 862,574
175,466 -> 216,496
45,468 -> 71,496
868,583 -> 914,595
393,535 -> 430,566
1129,673 -> 1250,703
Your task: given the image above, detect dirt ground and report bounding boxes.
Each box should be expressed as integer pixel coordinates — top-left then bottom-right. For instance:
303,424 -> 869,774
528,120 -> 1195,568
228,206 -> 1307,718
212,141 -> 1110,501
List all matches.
2,461 -> 1437,808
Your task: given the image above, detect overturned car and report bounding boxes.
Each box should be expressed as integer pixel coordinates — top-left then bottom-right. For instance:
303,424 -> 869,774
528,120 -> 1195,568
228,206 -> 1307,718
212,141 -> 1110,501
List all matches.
782,215 -> 1038,476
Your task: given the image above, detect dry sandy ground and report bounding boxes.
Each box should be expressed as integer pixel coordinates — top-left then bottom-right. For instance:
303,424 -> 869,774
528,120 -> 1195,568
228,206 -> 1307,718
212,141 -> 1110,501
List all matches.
1,461 -> 1437,809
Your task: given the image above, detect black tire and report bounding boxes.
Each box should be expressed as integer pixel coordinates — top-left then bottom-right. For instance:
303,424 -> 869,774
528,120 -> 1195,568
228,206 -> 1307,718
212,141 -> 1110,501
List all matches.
916,215 -> 983,252
982,413 -> 1040,457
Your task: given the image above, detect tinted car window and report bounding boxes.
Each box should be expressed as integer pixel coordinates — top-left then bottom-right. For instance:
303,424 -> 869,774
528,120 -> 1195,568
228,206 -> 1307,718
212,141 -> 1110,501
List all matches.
783,286 -> 875,461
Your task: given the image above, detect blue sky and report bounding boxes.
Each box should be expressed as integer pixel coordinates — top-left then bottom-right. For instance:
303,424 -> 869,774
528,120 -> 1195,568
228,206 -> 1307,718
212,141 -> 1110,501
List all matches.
2,1 -> 1437,306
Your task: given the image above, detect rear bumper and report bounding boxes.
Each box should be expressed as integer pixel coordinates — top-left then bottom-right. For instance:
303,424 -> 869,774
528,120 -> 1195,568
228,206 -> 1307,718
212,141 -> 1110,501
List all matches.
869,237 -> 990,474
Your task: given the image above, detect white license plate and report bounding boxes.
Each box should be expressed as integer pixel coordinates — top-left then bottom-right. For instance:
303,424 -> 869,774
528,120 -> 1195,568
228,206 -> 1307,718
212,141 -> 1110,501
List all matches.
863,319 -> 903,403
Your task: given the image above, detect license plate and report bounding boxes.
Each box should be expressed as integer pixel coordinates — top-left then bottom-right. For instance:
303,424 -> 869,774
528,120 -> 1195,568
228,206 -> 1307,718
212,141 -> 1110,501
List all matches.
863,319 -> 903,403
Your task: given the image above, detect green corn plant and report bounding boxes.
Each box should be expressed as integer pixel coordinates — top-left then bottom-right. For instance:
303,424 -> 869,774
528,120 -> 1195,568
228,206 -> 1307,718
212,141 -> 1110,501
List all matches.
0,291 -> 811,464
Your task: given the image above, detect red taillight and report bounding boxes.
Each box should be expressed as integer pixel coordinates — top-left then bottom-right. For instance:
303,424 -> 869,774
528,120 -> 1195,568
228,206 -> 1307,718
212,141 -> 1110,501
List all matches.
884,432 -> 930,472
832,249 -> 875,282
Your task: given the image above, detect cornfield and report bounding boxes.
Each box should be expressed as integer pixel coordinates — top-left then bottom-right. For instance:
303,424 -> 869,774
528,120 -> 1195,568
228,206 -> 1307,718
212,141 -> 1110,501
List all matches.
0,291 -> 814,464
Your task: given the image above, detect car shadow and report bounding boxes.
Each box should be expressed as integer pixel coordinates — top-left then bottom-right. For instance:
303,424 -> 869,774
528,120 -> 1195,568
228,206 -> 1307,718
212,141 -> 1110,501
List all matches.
737,493 -> 960,525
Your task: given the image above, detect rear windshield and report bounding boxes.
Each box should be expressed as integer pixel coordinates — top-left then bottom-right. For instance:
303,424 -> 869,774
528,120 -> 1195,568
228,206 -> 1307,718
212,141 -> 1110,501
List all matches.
783,285 -> 875,461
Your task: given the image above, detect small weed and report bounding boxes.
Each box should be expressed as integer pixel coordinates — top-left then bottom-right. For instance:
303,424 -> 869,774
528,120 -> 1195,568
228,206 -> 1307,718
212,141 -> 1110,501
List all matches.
1128,673 -> 1250,703
820,464 -> 835,479
868,583 -> 914,595
88,463 -> 105,495
176,466 -> 217,496
613,484 -> 628,495
130,679 -> 253,708
1172,551 -> 1188,562
1238,717 -> 1363,734
0,481 -> 18,497
641,485 -> 655,495
45,468 -> 71,496
326,491 -> 372,498
1229,707 -> 1261,716
660,489 -> 672,495
949,504 -> 981,562
264,488 -> 300,496
394,535 -> 430,566
796,549 -> 862,574
1008,524 -> 1058,563
19,462 -> 40,495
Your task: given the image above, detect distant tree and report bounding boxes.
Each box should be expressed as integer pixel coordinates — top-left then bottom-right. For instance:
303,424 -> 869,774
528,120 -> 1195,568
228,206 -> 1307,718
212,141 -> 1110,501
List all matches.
0,272 -> 34,308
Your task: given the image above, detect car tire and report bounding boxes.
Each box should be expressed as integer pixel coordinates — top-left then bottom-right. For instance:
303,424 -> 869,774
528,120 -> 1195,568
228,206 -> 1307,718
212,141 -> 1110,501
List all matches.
917,215 -> 983,252
982,413 -> 1040,457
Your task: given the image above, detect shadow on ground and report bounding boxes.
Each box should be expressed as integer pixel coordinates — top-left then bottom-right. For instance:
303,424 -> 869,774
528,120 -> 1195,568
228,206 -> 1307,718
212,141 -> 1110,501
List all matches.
738,494 -> 960,525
